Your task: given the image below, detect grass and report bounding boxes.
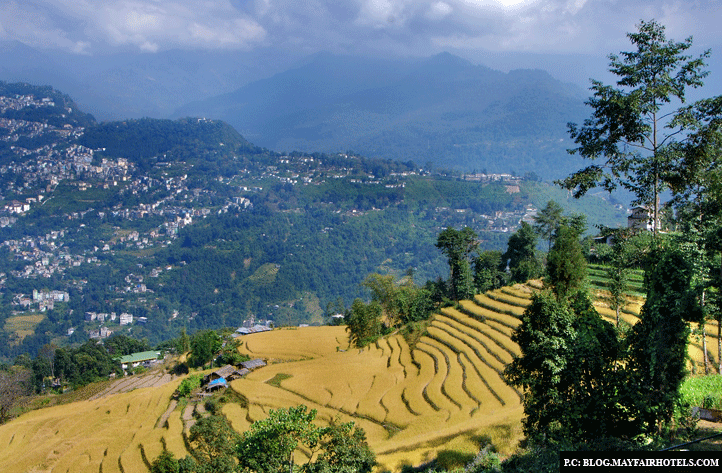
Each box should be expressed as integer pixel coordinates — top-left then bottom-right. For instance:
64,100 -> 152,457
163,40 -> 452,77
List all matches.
265,373 -> 292,387
680,375 -> 722,410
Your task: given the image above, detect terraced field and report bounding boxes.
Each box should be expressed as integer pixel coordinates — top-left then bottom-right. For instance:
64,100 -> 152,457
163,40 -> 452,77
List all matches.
229,291 -> 538,470
3,280 -> 720,472
0,377 -> 190,473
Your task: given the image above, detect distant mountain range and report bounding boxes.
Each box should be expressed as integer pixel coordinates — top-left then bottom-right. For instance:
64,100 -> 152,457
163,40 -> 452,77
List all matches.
1,41 -> 591,180
175,52 -> 590,179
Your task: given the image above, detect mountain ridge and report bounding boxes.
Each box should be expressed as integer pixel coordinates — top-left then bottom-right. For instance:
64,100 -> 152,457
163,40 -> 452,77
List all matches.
175,51 -> 589,179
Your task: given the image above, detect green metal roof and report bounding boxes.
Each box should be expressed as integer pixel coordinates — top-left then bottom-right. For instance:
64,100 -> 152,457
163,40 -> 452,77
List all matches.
118,351 -> 161,364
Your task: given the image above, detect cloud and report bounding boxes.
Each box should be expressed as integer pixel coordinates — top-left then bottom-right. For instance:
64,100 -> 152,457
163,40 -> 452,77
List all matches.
0,0 -> 266,53
0,0 -> 720,58
427,2 -> 453,20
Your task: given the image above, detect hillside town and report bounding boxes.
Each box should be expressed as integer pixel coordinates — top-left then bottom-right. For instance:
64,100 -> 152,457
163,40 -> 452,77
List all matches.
0,87 -> 613,348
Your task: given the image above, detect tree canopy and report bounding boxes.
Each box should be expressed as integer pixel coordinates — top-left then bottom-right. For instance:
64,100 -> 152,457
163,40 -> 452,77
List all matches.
559,19 -> 711,236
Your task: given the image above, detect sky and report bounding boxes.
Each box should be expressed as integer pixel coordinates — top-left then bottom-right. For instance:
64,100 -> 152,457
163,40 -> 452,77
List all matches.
1,0 -> 720,59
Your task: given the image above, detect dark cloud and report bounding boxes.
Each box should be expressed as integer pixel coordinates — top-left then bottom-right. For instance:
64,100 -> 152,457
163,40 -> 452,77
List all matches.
0,0 -> 720,59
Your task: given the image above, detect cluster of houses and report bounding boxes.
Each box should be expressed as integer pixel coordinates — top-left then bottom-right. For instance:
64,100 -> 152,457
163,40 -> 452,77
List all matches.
203,358 -> 267,392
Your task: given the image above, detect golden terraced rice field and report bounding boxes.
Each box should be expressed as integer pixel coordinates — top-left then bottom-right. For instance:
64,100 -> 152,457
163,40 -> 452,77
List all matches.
2,281 -> 718,472
0,378 -> 189,473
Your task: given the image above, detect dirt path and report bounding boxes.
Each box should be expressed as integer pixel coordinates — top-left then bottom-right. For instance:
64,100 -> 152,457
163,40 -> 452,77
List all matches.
156,399 -> 178,428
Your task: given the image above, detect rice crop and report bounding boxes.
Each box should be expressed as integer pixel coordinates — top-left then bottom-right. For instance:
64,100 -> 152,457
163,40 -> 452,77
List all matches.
238,325 -> 349,360
4,313 -> 45,342
0,293 -> 535,472
0,378 -> 186,473
473,294 -> 526,317
459,299 -> 520,331
486,289 -> 532,309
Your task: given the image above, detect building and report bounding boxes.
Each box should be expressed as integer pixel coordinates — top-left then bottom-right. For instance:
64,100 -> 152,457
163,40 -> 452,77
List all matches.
627,205 -> 661,231
118,351 -> 161,370
241,359 -> 266,370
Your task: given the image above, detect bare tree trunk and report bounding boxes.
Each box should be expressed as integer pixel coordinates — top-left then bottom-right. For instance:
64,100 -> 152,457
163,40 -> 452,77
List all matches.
703,290 -> 709,375
616,306 -> 620,329
703,321 -> 709,375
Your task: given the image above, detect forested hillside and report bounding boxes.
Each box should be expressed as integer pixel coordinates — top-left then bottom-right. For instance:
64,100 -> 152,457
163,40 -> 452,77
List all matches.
0,82 -> 626,361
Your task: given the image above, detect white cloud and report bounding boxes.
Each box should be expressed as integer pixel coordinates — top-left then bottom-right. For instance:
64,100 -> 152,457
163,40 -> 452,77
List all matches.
427,2 -> 453,19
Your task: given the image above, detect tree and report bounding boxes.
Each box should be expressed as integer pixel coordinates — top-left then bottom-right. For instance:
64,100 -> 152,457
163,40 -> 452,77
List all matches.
504,290 -> 623,444
603,231 -> 634,328
104,334 -> 150,356
189,330 -> 222,368
188,415 -> 241,473
559,20 -> 710,237
533,200 -> 564,251
436,226 -> 478,300
666,95 -> 722,373
545,225 -> 587,300
236,405 -> 319,473
360,273 -> 433,327
625,247 -> 704,436
236,406 -> 374,473
303,421 -> 375,473
502,222 -> 541,284
0,366 -> 32,423
345,299 -> 383,348
473,250 -> 506,293
151,450 -> 180,473
179,327 -> 190,354
503,291 -> 577,442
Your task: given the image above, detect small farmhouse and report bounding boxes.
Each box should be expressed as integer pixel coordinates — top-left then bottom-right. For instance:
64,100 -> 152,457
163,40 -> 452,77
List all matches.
241,358 -> 266,370
118,350 -> 161,370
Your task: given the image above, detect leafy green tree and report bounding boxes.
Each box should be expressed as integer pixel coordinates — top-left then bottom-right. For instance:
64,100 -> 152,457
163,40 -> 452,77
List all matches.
345,299 -> 383,348
626,247 -> 704,436
361,273 -> 434,327
604,232 -> 634,328
559,19 -> 710,236
667,95 -> 722,373
0,366 -> 32,423
502,222 -> 541,284
189,330 -> 222,368
545,225 -> 587,300
188,415 -> 241,473
151,450 -> 180,473
564,292 -> 623,441
436,226 -> 478,300
473,250 -> 506,293
236,406 -> 374,473
176,374 -> 203,398
533,200 -> 564,251
302,421 -> 375,473
504,290 -> 623,444
179,327 -> 191,354
504,291 -> 577,442
104,334 -> 150,356
237,406 -> 320,473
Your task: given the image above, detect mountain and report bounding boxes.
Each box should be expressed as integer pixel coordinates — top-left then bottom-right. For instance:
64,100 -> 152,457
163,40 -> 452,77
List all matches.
175,52 -> 590,180
0,82 -> 627,360
0,41 -> 299,120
